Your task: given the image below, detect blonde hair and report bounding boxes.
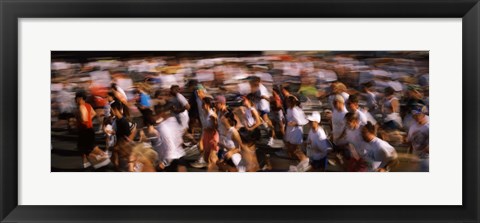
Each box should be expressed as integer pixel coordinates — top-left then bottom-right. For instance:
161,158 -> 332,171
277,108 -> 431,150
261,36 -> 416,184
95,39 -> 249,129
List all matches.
131,143 -> 158,166
332,82 -> 347,93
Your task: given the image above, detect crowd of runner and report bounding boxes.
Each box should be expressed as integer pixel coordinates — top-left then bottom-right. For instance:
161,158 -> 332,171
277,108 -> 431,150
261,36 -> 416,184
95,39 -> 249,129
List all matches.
51,52 -> 429,172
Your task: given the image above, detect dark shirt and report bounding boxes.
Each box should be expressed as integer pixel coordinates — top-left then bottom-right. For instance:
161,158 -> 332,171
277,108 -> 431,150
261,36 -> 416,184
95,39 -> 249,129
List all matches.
116,117 -> 131,141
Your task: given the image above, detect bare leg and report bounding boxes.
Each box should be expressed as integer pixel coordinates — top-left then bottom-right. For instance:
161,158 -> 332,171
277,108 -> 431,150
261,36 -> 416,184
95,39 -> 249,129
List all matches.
206,151 -> 219,172
262,113 -> 275,138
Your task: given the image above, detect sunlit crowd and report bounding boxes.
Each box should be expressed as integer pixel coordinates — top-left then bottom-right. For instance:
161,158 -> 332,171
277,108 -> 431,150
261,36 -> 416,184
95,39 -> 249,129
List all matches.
51,51 -> 429,172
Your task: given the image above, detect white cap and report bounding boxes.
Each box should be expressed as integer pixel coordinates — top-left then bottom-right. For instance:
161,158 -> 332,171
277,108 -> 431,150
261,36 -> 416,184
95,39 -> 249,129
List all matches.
307,111 -> 321,123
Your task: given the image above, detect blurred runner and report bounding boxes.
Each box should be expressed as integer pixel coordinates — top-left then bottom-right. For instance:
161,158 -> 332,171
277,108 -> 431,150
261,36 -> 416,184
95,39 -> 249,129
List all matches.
248,76 -> 276,146
362,122 -> 399,172
306,112 -> 332,172
382,87 -> 402,130
74,91 -> 110,169
199,96 -> 220,172
151,103 -> 188,172
128,143 -> 158,172
346,94 -> 368,125
284,95 -> 308,162
406,105 -> 429,171
217,111 -> 244,172
338,112 -> 368,172
331,95 -> 348,144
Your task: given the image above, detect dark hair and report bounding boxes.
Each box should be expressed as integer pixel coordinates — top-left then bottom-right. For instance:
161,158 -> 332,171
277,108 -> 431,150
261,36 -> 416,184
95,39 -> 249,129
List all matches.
362,81 -> 374,89
363,122 -> 376,135
287,95 -> 301,107
111,83 -> 118,91
224,110 -> 237,127
186,79 -> 198,88
202,97 -> 214,108
347,94 -> 359,104
75,90 -> 87,100
246,93 -> 257,103
249,76 -> 261,83
154,90 -> 162,98
170,85 -> 180,91
107,91 -> 115,98
384,87 -> 395,96
344,112 -> 359,123
111,100 -> 123,111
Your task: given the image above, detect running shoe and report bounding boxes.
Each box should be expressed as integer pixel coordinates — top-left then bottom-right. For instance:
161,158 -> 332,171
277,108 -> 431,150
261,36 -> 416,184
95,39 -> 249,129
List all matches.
296,158 -> 312,172
190,157 -> 207,168
83,161 -> 92,169
267,137 -> 274,146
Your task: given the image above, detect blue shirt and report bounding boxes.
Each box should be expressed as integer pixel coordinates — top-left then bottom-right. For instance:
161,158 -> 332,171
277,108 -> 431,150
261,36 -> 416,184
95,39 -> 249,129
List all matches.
139,93 -> 151,107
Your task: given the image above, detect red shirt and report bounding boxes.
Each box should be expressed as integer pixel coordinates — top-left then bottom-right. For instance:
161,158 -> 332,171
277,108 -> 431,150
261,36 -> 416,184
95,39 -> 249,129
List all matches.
78,103 -> 93,129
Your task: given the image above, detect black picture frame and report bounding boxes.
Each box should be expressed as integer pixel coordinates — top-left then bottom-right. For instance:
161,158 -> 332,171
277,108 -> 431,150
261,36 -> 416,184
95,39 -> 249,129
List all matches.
1,0 -> 479,222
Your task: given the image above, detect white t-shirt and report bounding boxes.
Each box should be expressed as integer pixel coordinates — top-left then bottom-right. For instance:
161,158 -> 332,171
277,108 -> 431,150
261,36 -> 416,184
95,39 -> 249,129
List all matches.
245,107 -> 257,128
176,93 -> 188,107
285,106 -> 308,145
224,127 -> 239,150
201,109 -> 216,130
365,137 -> 398,169
154,117 -> 185,161
355,109 -> 368,126
254,72 -> 273,82
344,125 -> 367,157
256,84 -> 271,113
332,107 -> 348,142
173,93 -> 189,130
115,85 -> 128,101
407,117 -> 429,158
307,127 -> 332,160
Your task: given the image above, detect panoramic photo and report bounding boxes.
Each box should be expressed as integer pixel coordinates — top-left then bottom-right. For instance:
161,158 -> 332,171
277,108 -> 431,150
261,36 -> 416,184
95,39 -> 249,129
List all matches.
51,51 -> 429,172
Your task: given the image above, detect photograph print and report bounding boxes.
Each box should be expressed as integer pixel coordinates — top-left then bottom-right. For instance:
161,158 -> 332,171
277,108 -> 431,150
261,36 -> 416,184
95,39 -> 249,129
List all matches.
51,51 -> 429,172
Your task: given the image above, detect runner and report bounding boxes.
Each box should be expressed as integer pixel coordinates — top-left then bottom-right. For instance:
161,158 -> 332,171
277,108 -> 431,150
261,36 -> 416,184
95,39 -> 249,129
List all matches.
306,111 -> 332,171
169,85 -> 190,132
382,87 -> 402,130
190,83 -> 209,168
151,103 -> 188,172
74,90 -> 110,170
361,122 -> 399,172
214,95 -> 229,152
338,112 -> 368,172
406,105 -> 429,171
111,82 -> 130,119
346,94 -> 368,125
134,85 -> 154,127
331,95 -> 348,144
128,143 -> 158,172
199,96 -> 220,172
284,95 -> 309,162
271,86 -> 286,138
361,81 -> 379,113
110,101 -> 136,171
240,93 -> 262,132
249,76 -> 276,146
328,82 -> 349,110
217,111 -> 244,172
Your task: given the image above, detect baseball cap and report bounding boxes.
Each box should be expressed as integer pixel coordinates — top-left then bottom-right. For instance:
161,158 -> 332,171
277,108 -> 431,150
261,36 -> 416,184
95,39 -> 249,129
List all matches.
411,104 -> 428,115
306,111 -> 321,123
214,95 -> 226,104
